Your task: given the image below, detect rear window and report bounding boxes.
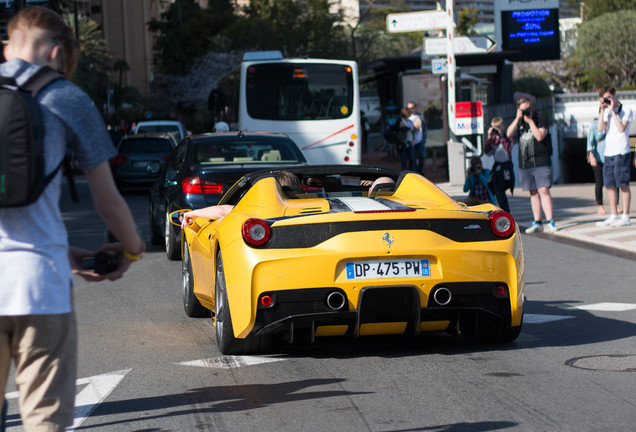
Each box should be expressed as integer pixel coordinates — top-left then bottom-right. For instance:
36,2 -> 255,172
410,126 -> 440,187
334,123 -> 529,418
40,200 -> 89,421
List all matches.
194,137 -> 305,164
137,125 -> 180,135
119,139 -> 173,154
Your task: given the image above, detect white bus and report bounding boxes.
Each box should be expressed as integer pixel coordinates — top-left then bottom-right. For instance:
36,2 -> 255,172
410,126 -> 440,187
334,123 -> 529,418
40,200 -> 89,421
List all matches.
210,51 -> 361,165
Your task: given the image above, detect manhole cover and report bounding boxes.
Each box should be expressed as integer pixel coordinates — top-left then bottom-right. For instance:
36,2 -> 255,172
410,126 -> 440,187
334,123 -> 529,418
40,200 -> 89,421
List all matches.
565,354 -> 636,372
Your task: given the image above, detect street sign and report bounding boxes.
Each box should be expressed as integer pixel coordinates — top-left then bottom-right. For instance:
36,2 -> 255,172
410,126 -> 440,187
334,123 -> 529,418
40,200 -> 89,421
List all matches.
386,10 -> 448,33
431,58 -> 448,74
454,101 -> 484,136
424,35 -> 495,56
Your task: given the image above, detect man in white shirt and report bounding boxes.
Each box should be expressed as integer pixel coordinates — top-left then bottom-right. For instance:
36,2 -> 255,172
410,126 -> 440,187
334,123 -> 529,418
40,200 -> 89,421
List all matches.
596,87 -> 633,227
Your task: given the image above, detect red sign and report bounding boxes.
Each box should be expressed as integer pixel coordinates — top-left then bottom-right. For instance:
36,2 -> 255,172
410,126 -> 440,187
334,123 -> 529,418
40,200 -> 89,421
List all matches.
455,101 -> 482,118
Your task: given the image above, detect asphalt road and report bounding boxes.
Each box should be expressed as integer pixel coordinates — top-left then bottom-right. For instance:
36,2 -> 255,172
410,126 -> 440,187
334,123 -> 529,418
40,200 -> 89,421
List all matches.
4,181 -> 636,432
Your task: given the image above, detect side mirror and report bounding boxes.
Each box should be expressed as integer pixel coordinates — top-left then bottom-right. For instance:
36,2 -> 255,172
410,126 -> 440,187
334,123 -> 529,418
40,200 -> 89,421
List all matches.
146,161 -> 161,174
169,209 -> 192,227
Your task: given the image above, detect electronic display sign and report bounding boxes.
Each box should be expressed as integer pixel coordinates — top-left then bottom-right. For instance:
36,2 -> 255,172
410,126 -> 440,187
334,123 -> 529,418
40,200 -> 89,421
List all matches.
501,8 -> 560,61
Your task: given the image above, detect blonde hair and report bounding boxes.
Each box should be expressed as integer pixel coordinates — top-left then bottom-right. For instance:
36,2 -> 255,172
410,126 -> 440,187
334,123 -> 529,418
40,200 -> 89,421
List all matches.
491,117 -> 503,128
8,7 -> 79,79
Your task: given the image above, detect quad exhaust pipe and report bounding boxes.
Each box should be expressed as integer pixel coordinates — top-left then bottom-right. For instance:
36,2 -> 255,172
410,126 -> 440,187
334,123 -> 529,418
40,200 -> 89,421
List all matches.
433,286 -> 452,306
326,291 -> 347,311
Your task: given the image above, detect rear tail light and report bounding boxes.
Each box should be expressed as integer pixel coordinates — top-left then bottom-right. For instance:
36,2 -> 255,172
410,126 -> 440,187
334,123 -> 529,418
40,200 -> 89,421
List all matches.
181,176 -> 223,194
161,155 -> 171,161
494,285 -> 509,298
259,294 -> 274,308
489,210 -> 515,237
111,155 -> 128,166
242,218 -> 271,247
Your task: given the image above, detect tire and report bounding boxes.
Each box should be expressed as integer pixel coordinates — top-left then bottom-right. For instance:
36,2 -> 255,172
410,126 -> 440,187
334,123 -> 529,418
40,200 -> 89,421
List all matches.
165,209 -> 181,261
148,199 -> 163,246
214,252 -> 269,355
182,246 -> 208,317
460,312 -> 522,344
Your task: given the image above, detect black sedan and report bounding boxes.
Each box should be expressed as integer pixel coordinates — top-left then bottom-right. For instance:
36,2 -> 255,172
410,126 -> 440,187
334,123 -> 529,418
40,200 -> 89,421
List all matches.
149,131 -> 309,260
111,133 -> 178,191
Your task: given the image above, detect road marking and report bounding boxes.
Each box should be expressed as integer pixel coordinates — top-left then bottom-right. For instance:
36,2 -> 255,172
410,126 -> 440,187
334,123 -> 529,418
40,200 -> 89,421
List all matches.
177,356 -> 286,369
570,302 -> 636,312
4,369 -> 131,431
70,369 -> 131,430
524,313 -> 576,324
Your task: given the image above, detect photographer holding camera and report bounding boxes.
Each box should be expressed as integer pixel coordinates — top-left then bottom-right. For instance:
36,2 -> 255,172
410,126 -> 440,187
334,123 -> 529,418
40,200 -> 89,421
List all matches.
484,117 -> 514,213
507,97 -> 556,233
463,156 -> 495,206
595,86 -> 632,228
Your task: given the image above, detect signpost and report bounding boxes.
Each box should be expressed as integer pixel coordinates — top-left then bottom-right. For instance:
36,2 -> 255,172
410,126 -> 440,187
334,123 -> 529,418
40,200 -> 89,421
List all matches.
431,58 -> 448,74
386,10 -> 448,33
425,36 -> 495,56
384,4 -> 487,184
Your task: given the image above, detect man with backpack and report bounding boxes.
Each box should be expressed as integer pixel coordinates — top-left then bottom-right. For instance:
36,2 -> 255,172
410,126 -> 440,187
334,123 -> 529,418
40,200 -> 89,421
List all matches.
0,7 -> 144,431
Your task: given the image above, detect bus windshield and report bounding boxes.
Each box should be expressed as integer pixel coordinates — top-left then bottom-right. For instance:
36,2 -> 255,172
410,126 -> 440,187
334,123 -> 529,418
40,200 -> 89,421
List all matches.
245,63 -> 354,121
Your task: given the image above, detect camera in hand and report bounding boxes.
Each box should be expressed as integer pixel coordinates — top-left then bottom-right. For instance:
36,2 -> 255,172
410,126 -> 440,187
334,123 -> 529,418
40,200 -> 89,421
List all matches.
491,129 -> 500,136
82,250 -> 119,274
603,97 -> 611,105
522,108 -> 532,117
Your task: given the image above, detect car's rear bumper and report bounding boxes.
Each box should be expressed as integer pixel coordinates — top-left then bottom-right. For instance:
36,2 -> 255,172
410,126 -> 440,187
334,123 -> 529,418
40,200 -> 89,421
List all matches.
252,283 -> 516,342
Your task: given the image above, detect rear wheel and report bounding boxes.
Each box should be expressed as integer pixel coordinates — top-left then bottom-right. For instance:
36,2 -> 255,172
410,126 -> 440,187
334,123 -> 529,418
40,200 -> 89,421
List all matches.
214,252 -> 269,355
165,209 -> 181,261
182,246 -> 208,317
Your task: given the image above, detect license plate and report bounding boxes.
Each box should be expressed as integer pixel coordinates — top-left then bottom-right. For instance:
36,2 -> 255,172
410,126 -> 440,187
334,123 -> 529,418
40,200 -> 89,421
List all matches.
133,161 -> 150,168
345,259 -> 430,280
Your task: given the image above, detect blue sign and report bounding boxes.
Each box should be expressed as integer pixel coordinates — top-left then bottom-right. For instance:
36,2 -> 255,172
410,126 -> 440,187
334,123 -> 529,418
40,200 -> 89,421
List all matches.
501,8 -> 560,61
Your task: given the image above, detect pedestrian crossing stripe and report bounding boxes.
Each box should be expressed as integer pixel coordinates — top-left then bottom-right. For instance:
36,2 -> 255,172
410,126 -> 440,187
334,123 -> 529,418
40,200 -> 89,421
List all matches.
569,302 -> 636,312
4,369 -> 131,431
524,314 -> 575,324
177,356 -> 286,369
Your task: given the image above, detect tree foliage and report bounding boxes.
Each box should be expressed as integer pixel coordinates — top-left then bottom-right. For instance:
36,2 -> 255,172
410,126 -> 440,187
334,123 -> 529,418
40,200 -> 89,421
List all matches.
345,0 -> 422,74
221,0 -> 348,58
63,13 -> 111,109
582,0 -> 636,19
148,0 -> 235,74
513,76 -> 552,98
457,7 -> 479,35
569,10 -> 636,89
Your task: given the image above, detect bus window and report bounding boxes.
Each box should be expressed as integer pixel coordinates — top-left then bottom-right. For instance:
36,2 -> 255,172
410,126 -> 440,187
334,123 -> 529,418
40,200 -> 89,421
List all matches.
245,63 -> 353,121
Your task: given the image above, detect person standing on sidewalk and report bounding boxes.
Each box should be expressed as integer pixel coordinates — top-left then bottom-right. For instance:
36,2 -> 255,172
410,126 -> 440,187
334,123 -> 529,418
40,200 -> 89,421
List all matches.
484,116 -> 514,213
507,97 -> 557,233
407,101 -> 427,175
586,109 -> 608,215
596,86 -> 632,227
397,107 -> 415,171
1,7 -> 145,431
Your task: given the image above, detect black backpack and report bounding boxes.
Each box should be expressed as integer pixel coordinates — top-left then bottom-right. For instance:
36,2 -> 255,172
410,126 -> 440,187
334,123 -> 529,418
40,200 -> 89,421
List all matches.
0,66 -> 70,207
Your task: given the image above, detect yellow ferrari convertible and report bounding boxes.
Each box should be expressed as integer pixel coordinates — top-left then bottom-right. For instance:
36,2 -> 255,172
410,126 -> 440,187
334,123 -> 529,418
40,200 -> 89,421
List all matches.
180,166 -> 524,354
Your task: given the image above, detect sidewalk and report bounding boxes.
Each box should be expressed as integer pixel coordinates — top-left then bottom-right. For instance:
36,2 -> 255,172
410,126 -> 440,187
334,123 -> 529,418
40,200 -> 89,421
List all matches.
362,150 -> 636,259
